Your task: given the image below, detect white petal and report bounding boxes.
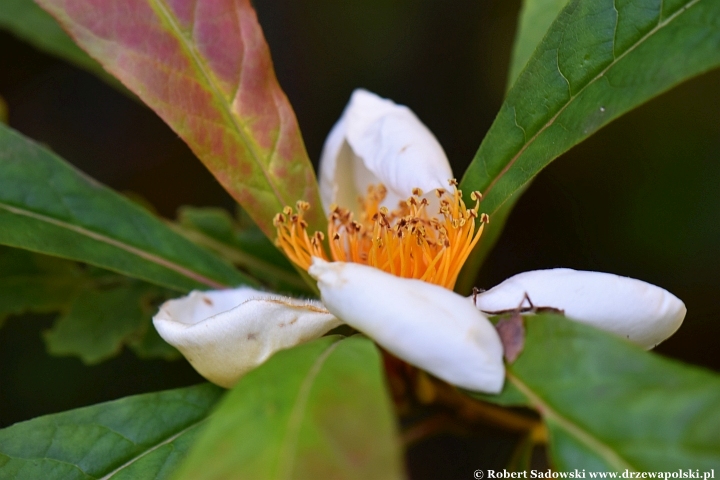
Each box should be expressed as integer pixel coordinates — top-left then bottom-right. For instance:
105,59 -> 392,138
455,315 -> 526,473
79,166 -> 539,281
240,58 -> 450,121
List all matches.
318,89 -> 453,214
153,287 -> 341,388
474,269 -> 686,349
308,258 -> 505,393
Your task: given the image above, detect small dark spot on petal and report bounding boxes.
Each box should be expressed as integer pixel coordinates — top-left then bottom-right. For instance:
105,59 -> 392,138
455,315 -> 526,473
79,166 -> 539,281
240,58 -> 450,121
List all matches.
247,333 -> 258,340
202,297 -> 213,306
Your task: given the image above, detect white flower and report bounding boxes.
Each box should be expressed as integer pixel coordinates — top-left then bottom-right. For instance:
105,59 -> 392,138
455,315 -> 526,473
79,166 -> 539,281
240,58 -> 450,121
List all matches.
318,89 -> 453,215
473,269 -> 686,349
308,258 -> 505,393
153,288 -> 341,388
154,89 -> 685,393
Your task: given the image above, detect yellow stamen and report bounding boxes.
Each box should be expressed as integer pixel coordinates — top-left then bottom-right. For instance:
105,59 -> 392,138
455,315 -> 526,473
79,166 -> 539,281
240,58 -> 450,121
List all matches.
274,180 -> 488,290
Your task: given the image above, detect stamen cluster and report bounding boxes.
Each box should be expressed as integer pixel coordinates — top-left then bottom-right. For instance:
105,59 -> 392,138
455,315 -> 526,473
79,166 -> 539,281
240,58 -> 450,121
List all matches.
274,180 -> 488,290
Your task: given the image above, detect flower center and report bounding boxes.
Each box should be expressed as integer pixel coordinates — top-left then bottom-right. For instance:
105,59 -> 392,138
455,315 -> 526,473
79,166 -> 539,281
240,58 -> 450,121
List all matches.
274,180 -> 488,290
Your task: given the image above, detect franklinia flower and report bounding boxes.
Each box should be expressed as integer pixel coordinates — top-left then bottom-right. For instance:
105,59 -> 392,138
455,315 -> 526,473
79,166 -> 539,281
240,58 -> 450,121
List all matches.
153,288 -> 341,388
472,269 -> 686,349
154,89 -> 685,393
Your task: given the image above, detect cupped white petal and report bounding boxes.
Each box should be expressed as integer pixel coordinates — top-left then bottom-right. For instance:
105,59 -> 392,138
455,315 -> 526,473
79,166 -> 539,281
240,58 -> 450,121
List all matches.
474,269 -> 686,349
308,258 -> 505,393
319,89 -> 453,214
153,287 -> 341,388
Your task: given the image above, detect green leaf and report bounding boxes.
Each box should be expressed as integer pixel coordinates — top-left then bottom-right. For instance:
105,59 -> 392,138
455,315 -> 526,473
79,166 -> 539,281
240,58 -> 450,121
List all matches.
0,0 -> 120,87
461,0 -> 720,216
0,383 -> 224,480
174,206 -> 309,294
0,246 -> 83,326
174,336 -> 405,480
499,315 -> 720,470
129,319 -> 181,361
0,124 -> 254,292
36,0 -> 326,239
44,282 -> 157,364
0,246 -> 179,362
508,0 -> 570,87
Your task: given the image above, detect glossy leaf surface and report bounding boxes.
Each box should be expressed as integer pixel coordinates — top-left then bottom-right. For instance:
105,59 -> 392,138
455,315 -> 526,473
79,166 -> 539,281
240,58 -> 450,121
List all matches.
0,124 -> 253,292
36,0 -> 325,238
508,0 -> 570,87
461,0 -> 720,215
0,383 -> 223,480
174,336 -> 405,480
477,315 -> 720,469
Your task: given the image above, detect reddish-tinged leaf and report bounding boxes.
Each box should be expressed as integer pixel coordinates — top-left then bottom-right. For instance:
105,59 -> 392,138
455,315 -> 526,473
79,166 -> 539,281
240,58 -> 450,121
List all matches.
36,0 -> 325,238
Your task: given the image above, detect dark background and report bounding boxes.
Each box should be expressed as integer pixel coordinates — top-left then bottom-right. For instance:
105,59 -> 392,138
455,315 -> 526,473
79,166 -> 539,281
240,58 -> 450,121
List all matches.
1,0 -> 718,476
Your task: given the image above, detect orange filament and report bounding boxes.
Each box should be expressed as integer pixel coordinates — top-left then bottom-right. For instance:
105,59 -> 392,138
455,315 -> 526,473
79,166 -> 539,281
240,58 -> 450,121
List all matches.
273,180 -> 488,290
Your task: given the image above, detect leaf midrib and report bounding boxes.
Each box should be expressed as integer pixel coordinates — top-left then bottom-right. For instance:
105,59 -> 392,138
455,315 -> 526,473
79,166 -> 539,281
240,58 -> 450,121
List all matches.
0,202 -> 227,290
149,0 -> 289,209
507,372 -> 635,471
480,0 -> 702,211
98,421 -> 204,480
274,339 -> 343,480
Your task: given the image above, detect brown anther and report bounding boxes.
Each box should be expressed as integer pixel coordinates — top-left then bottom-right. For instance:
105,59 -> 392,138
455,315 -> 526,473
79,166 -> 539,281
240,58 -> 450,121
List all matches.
273,213 -> 285,226
412,187 -> 424,197
379,206 -> 389,216
468,209 -> 478,218
296,200 -> 310,211
314,231 -> 325,241
481,213 -> 490,224
333,233 -> 341,241
283,206 -> 293,216
435,188 -> 446,198
448,179 -> 459,187
291,214 -> 299,223
299,220 -> 308,229
470,191 -> 483,201
419,198 -> 429,206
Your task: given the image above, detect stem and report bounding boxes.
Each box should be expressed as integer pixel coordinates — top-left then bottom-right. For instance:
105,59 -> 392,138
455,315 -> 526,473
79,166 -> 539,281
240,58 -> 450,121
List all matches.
416,372 -> 546,439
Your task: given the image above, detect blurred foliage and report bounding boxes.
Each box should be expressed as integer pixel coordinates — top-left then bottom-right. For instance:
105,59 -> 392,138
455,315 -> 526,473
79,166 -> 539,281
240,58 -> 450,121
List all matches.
0,0 -> 718,476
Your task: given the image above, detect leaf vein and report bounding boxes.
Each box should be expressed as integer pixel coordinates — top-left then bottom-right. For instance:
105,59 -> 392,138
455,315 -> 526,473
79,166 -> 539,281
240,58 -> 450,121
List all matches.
482,0 -> 703,205
149,0 -> 289,208
0,202 -> 227,289
98,421 -> 204,480
508,372 -> 635,471
274,340 -> 343,479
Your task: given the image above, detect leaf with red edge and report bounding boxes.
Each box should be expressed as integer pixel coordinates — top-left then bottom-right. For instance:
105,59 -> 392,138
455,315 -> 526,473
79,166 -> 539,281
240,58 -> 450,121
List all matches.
36,0 -> 325,238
